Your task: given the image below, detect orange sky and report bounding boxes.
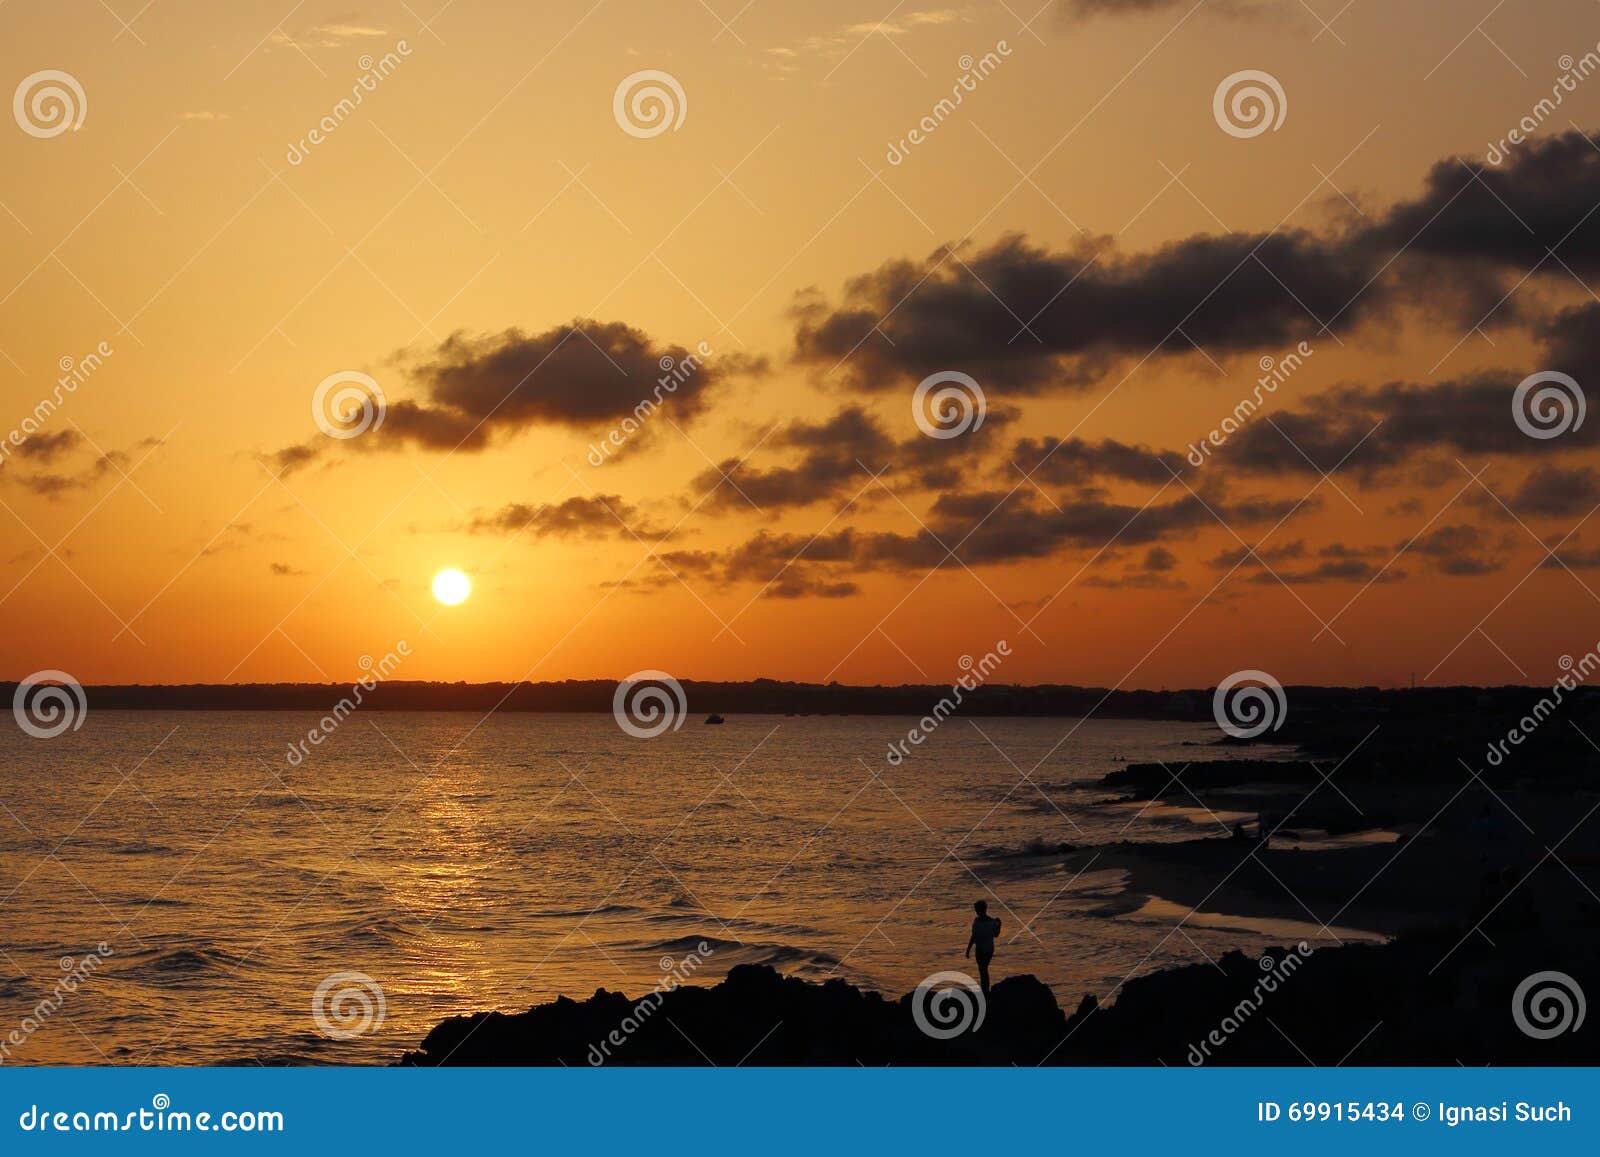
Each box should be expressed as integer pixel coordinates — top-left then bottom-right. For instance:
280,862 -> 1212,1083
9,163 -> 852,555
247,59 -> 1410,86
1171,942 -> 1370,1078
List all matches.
4,0 -> 1600,689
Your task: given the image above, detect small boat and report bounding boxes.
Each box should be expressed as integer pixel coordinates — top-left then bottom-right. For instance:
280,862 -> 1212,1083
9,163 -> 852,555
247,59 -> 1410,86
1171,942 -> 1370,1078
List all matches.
704,713 -> 725,725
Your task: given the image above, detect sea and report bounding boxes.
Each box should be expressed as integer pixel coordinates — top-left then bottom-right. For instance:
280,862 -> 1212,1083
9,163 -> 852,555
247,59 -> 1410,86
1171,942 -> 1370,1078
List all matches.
0,710 -> 1342,1064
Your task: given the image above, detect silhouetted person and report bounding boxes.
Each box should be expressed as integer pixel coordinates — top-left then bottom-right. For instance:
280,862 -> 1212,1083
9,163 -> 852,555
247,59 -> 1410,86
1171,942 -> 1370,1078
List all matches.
966,900 -> 1002,994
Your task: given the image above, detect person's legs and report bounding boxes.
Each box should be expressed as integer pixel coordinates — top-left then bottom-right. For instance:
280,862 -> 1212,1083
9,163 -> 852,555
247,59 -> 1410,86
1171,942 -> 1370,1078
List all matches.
975,949 -> 992,994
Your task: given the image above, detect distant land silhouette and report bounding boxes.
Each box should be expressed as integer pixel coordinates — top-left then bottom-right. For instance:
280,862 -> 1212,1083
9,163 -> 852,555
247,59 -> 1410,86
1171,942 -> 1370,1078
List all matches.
1,679 -> 1589,723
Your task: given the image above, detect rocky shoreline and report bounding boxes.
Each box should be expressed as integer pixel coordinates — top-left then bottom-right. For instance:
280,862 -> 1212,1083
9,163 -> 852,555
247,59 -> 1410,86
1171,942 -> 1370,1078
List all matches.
403,690 -> 1600,1065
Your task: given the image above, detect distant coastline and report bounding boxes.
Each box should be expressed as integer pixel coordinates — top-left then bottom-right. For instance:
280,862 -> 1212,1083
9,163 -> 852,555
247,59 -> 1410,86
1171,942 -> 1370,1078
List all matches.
0,679 -> 1574,718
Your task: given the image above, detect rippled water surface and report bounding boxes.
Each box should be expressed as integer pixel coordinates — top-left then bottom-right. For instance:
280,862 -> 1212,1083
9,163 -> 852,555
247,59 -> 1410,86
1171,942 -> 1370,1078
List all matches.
0,711 -> 1307,1064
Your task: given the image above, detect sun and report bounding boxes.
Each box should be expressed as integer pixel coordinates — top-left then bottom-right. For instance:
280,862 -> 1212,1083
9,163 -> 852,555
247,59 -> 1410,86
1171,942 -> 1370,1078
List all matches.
431,568 -> 471,606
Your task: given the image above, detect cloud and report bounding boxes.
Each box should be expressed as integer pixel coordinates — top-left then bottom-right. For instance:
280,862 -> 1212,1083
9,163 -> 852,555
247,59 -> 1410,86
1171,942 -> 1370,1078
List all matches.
1371,130 -> 1600,277
467,494 -> 666,541
272,320 -> 754,473
691,404 -> 1018,512
269,562 -> 307,577
3,429 -> 83,464
1402,523 -> 1507,576
793,231 -> 1381,393
791,129 -> 1600,400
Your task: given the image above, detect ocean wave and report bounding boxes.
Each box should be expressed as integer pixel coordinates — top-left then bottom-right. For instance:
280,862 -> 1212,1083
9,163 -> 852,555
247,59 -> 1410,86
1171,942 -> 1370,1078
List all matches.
117,945 -> 256,983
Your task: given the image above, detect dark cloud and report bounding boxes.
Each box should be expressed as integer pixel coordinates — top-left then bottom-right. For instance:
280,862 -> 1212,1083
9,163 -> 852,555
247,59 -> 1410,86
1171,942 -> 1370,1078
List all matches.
1402,524 -> 1507,576
273,320 -> 757,472
4,429 -> 83,463
467,494 -> 665,540
791,130 -> 1600,400
1537,302 -> 1600,374
693,405 -> 1019,512
1483,465 -> 1600,518
1011,435 -> 1182,486
1370,130 -> 1600,276
793,231 -> 1380,392
269,562 -> 307,577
